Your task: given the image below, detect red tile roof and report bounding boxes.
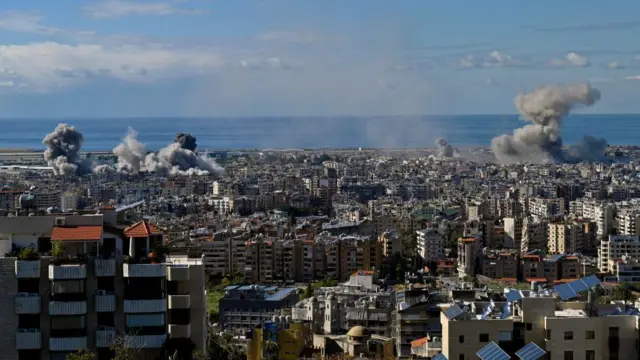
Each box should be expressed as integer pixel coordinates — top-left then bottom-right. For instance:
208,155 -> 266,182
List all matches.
124,221 -> 163,238
51,226 -> 102,241
411,337 -> 429,348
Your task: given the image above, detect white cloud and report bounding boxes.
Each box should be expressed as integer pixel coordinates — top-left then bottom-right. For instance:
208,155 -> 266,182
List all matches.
84,0 -> 205,18
484,50 -> 524,68
566,52 -> 590,66
0,41 -> 225,91
239,57 -> 295,70
0,80 -> 15,87
604,61 -> 625,69
547,52 -> 590,68
624,75 -> 640,81
255,31 -> 332,44
0,11 -> 62,35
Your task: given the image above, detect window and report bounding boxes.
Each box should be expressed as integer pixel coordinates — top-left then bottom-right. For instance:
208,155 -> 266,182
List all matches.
564,331 -> 573,340
585,330 -> 595,339
546,330 -> 552,339
609,327 -> 619,337
479,333 -> 489,342
586,350 -> 595,360
459,355 -> 464,360
564,351 -> 573,360
525,323 -> 533,331
459,335 -> 464,343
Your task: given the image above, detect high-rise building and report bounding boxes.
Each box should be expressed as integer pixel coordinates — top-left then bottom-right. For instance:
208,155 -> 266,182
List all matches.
0,215 -> 206,360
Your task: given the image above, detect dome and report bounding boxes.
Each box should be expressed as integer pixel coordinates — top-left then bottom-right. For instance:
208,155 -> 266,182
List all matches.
347,326 -> 369,338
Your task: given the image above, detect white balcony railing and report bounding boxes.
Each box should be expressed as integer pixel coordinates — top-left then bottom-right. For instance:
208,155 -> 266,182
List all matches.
50,337 -> 87,351
48,264 -> 87,280
168,324 -> 191,338
168,294 -> 190,309
96,328 -> 117,348
124,334 -> 167,348
123,263 -> 166,277
16,330 -> 41,349
15,261 -> 40,278
124,299 -> 166,313
167,266 -> 190,281
94,258 -> 116,277
49,301 -> 87,315
15,293 -> 41,314
95,293 -> 117,312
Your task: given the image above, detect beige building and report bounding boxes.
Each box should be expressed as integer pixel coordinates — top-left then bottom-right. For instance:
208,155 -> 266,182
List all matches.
440,292 -> 638,360
548,222 -> 588,254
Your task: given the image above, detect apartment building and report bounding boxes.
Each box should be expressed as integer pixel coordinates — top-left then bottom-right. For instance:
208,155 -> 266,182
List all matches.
598,235 -> 640,273
457,237 -> 482,278
617,209 -> 640,236
439,289 -> 638,360
503,217 -> 523,250
481,252 -> 519,280
416,228 -> 444,261
548,221 -> 589,254
378,230 -> 403,257
1,216 -> 206,360
521,217 -> 548,254
219,285 -> 299,334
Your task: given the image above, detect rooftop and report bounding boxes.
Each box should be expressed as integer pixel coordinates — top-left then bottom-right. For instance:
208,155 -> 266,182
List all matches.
51,226 -> 102,241
124,220 -> 163,238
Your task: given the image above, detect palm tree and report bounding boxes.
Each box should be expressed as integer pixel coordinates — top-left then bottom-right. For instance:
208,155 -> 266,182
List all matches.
262,340 -> 279,360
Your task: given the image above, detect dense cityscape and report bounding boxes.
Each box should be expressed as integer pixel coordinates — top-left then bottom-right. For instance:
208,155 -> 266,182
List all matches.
1,120 -> 640,360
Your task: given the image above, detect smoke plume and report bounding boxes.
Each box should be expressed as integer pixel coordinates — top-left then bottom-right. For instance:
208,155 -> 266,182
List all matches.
43,123 -> 92,175
491,83 -> 606,164
112,129 -> 224,176
175,133 -> 197,151
113,128 -> 146,173
435,138 -> 454,158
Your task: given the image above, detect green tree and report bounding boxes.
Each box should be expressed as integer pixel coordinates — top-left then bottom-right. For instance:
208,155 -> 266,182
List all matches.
111,333 -> 141,360
263,340 -> 280,360
611,284 -> 633,301
66,349 -> 96,360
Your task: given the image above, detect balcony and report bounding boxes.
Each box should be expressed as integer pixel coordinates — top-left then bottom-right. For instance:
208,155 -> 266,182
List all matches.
15,293 -> 41,314
50,337 -> 87,351
49,301 -> 87,315
95,293 -> 117,312
168,294 -> 190,309
168,324 -> 191,338
48,264 -> 86,280
16,330 -> 41,349
167,266 -> 190,281
123,263 -> 166,278
94,258 -> 116,277
96,328 -> 116,348
125,334 -> 167,348
124,299 -> 166,313
15,260 -> 40,278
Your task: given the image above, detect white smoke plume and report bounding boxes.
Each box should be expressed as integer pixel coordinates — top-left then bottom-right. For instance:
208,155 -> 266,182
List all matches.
491,83 -> 607,164
112,129 -> 224,176
42,123 -> 92,175
435,138 -> 454,158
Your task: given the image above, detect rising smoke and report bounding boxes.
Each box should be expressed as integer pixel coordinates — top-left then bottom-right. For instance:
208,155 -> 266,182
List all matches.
113,129 -> 224,176
43,123 -> 92,175
435,138 -> 454,158
491,83 -> 607,164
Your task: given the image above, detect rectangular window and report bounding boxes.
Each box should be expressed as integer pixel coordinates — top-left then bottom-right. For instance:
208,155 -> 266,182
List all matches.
564,331 -> 573,340
564,351 -> 573,360
585,330 -> 595,339
51,280 -> 84,294
546,330 -> 552,339
586,350 -> 595,360
525,323 -> 533,331
479,334 -> 489,342
459,355 -> 464,360
459,335 -> 464,343
126,313 -> 165,327
609,327 -> 619,337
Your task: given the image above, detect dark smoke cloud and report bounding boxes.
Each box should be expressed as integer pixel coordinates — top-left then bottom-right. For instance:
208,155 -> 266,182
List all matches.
42,123 -> 92,175
491,83 -> 607,164
113,129 -> 224,176
435,138 -> 454,157
175,133 -> 197,151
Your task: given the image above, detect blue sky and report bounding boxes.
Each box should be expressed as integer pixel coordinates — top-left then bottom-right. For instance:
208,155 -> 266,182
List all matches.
0,0 -> 640,117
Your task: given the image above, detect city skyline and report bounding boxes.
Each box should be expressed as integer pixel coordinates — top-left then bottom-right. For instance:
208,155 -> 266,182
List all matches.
1,0 -> 640,117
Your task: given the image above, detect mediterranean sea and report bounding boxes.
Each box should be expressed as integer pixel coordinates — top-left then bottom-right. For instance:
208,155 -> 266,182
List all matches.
0,114 -> 638,151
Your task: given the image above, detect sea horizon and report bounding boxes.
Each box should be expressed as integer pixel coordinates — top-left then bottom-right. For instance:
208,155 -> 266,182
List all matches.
1,114 -> 638,151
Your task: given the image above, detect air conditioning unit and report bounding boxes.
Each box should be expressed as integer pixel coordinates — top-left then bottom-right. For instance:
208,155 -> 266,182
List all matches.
55,217 -> 66,226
